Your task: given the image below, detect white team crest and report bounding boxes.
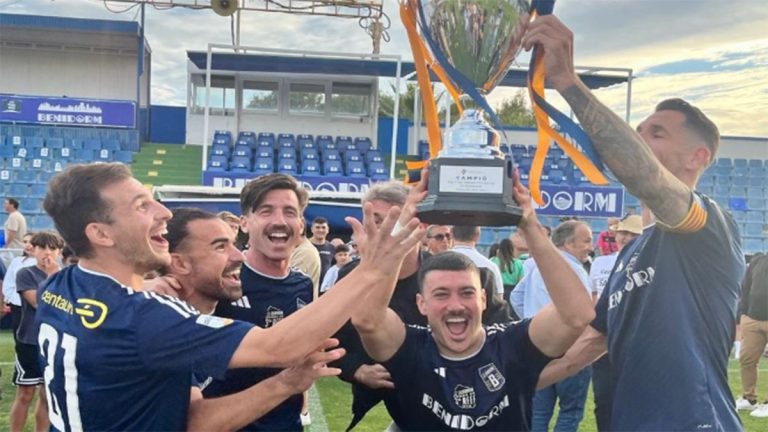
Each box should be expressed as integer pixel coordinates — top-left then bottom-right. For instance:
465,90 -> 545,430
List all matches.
478,363 -> 505,392
265,306 -> 284,327
296,298 -> 307,309
453,385 -> 476,410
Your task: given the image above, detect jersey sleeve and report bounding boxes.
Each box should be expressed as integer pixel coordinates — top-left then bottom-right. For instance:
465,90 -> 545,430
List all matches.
15,268 -> 38,294
133,292 -> 253,380
382,325 -> 428,382
591,283 -> 610,335
496,320 -> 552,390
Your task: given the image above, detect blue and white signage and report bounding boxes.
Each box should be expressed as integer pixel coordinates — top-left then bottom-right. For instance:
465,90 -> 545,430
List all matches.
0,94 -> 136,128
202,171 -> 373,193
533,185 -> 624,218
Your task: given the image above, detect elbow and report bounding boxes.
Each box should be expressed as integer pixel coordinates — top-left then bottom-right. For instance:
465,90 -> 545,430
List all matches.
563,308 -> 595,331
351,315 -> 376,335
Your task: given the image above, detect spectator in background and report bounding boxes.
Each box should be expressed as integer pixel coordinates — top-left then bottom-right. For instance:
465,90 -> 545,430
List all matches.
512,220 -> 594,432
61,245 -> 79,267
329,237 -> 345,248
319,244 -> 351,295
3,198 -> 27,250
488,242 -> 500,259
587,214 -> 642,431
10,231 -> 63,432
2,233 -> 35,339
308,217 -> 336,284
290,236 -> 321,299
736,253 -> 768,417
491,238 -> 524,306
595,217 -> 620,256
452,225 -> 505,296
424,225 -> 453,255
217,211 -> 241,236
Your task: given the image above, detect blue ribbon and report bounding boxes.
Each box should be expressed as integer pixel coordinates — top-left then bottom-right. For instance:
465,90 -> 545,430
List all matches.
414,0 -> 505,132
528,0 -> 606,173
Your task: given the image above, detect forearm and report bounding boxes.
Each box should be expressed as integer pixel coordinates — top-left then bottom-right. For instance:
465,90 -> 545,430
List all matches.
537,326 -> 607,389
22,290 -> 37,308
187,377 -> 293,432
559,80 -> 690,223
520,226 -> 593,328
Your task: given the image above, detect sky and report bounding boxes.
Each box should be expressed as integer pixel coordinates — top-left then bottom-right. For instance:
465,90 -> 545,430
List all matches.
3,0 -> 768,138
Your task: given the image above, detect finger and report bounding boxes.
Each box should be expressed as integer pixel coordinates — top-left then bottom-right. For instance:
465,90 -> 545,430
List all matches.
377,205 -> 402,241
377,380 -> 395,390
395,225 -> 427,255
314,367 -> 341,378
391,215 -> 422,245
346,216 -> 364,245
371,364 -> 388,373
379,371 -> 392,381
361,201 -> 381,242
316,338 -> 340,352
308,347 -> 345,364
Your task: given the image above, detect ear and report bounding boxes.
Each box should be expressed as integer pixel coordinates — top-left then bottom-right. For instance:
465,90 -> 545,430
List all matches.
84,222 -> 115,249
689,146 -> 711,171
481,287 -> 487,312
239,214 -> 249,234
416,293 -> 428,316
168,253 -> 192,276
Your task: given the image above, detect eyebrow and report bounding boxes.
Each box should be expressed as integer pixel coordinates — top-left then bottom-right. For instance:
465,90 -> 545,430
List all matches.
210,237 -> 232,246
637,123 -> 667,135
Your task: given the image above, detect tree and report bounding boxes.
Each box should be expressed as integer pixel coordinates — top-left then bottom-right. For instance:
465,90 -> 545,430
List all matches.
379,83 -> 460,121
496,90 -> 535,127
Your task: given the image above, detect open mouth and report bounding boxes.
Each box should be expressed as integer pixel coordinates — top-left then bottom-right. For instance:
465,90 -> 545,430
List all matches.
222,267 -> 241,284
445,316 -> 469,337
151,228 -> 169,248
266,231 -> 291,245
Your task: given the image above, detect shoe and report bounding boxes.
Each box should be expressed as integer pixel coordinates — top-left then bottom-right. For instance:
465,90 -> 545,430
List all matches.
750,403 -> 768,418
300,412 -> 311,426
736,397 -> 759,411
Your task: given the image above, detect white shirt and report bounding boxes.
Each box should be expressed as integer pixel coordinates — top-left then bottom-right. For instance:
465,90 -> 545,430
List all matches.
589,253 -> 618,299
2,256 -> 36,306
320,265 -> 341,293
451,245 -> 505,294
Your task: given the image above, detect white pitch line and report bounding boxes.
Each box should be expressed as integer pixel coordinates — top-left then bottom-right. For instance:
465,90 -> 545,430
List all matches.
307,384 -> 329,432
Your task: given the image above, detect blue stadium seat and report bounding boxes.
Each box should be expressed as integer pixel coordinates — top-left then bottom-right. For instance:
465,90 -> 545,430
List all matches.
297,134 -> 315,149
51,162 -> 66,173
214,130 -> 232,146
500,145 -> 510,155
211,143 -> 230,156
230,155 -> 252,172
256,139 -> 273,151
323,160 -> 343,176
344,151 -> 363,163
255,148 -> 273,160
0,169 -> 10,182
14,147 -> 29,158
301,159 -> 321,176
729,197 -> 748,211
253,158 -> 274,176
35,147 -> 52,159
698,175 -> 714,186
0,135 -> 4,146
237,131 -> 256,148
346,161 -> 366,177
232,145 -> 252,159
9,157 -> 24,169
341,143 -> 358,154
366,150 -> 384,164
316,135 -> 335,151
478,229 -> 496,246
0,145 -> 12,158
730,186 -> 747,197
29,183 -> 47,199
716,158 -> 732,167
7,184 -> 28,199
354,137 -> 372,154
278,159 -> 297,175
9,135 -> 23,146
731,211 -> 747,223
277,134 -> 296,149
96,149 -> 113,162
74,149 -> 96,162
714,166 -> 731,176
733,158 -> 748,168
15,170 -> 36,183
278,148 -> 296,160
115,150 -> 133,164
336,135 -> 353,148
748,159 -> 763,168
207,154 -> 229,171
747,211 -> 765,222
748,198 -> 766,211
257,133 -> 275,149
20,199 -> 41,214
713,185 -> 729,196
26,137 -> 44,148
65,139 -> 83,150
369,162 -> 389,181
748,167 -> 765,178
698,185 -> 713,196
744,238 -> 763,254
83,139 -> 101,151
301,149 -> 319,161
748,187 -> 764,198
39,170 -> 57,183
55,147 -> 73,161
322,150 -> 341,162
102,140 -> 121,151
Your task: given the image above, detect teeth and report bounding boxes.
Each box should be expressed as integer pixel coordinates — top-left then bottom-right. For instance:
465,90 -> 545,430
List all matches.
446,318 -> 466,323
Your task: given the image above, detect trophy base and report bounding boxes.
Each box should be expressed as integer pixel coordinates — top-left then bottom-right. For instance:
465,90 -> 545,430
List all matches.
416,157 -> 522,227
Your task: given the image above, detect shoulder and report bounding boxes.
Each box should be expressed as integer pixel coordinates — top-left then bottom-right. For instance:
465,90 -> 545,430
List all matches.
134,290 -> 200,318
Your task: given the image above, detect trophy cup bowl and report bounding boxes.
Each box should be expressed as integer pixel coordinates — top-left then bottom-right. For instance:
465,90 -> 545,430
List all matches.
415,0 -> 530,226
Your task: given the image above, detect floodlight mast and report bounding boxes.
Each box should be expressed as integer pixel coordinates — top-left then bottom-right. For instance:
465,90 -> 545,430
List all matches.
105,0 -> 385,51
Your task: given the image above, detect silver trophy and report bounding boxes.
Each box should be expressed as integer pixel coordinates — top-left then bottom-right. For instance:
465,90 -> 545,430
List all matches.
414,0 -> 530,226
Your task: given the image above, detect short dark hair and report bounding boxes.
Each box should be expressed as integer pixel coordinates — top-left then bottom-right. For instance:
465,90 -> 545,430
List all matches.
312,216 -> 328,225
6,198 -> 19,209
43,163 -> 133,259
451,225 -> 480,242
418,251 -> 479,293
240,173 -> 309,215
655,98 -> 720,164
551,220 -> 588,247
166,207 -> 219,253
62,245 -> 77,261
334,244 -> 350,254
30,231 -> 64,250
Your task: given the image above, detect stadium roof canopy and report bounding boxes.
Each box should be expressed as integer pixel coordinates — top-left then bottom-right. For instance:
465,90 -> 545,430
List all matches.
0,13 -> 140,34
187,51 -> 629,90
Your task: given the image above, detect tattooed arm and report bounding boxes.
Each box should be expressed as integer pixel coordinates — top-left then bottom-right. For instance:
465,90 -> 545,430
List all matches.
523,15 -> 692,227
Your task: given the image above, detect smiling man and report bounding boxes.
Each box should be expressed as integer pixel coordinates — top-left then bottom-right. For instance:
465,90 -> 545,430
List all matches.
350,174 -> 595,430
35,163 -> 424,431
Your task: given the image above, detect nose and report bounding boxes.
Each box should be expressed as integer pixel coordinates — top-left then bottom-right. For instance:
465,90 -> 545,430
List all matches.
154,201 -> 173,221
229,245 -> 245,263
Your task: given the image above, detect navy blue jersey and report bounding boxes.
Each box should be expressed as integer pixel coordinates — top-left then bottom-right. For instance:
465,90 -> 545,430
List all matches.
34,265 -> 253,432
383,320 -> 550,431
207,263 -> 313,431
593,194 -> 744,431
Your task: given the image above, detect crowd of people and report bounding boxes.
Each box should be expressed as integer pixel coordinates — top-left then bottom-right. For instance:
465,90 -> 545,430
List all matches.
0,13 -> 764,432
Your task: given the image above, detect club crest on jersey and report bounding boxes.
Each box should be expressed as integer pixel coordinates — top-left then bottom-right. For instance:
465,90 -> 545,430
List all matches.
296,298 -> 307,309
453,385 -> 476,410
74,298 -> 108,329
196,315 -> 233,329
265,306 -> 284,327
478,363 -> 505,392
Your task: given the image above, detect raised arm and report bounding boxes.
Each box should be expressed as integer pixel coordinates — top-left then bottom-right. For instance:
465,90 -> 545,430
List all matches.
523,15 -> 692,227
512,174 -> 595,358
188,339 -> 343,431
537,326 -> 607,389
229,203 -> 424,368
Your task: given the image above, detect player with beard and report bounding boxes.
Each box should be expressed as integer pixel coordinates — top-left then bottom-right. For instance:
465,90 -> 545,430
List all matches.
35,163 -> 424,431
161,207 -> 342,431
205,173 -> 334,431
